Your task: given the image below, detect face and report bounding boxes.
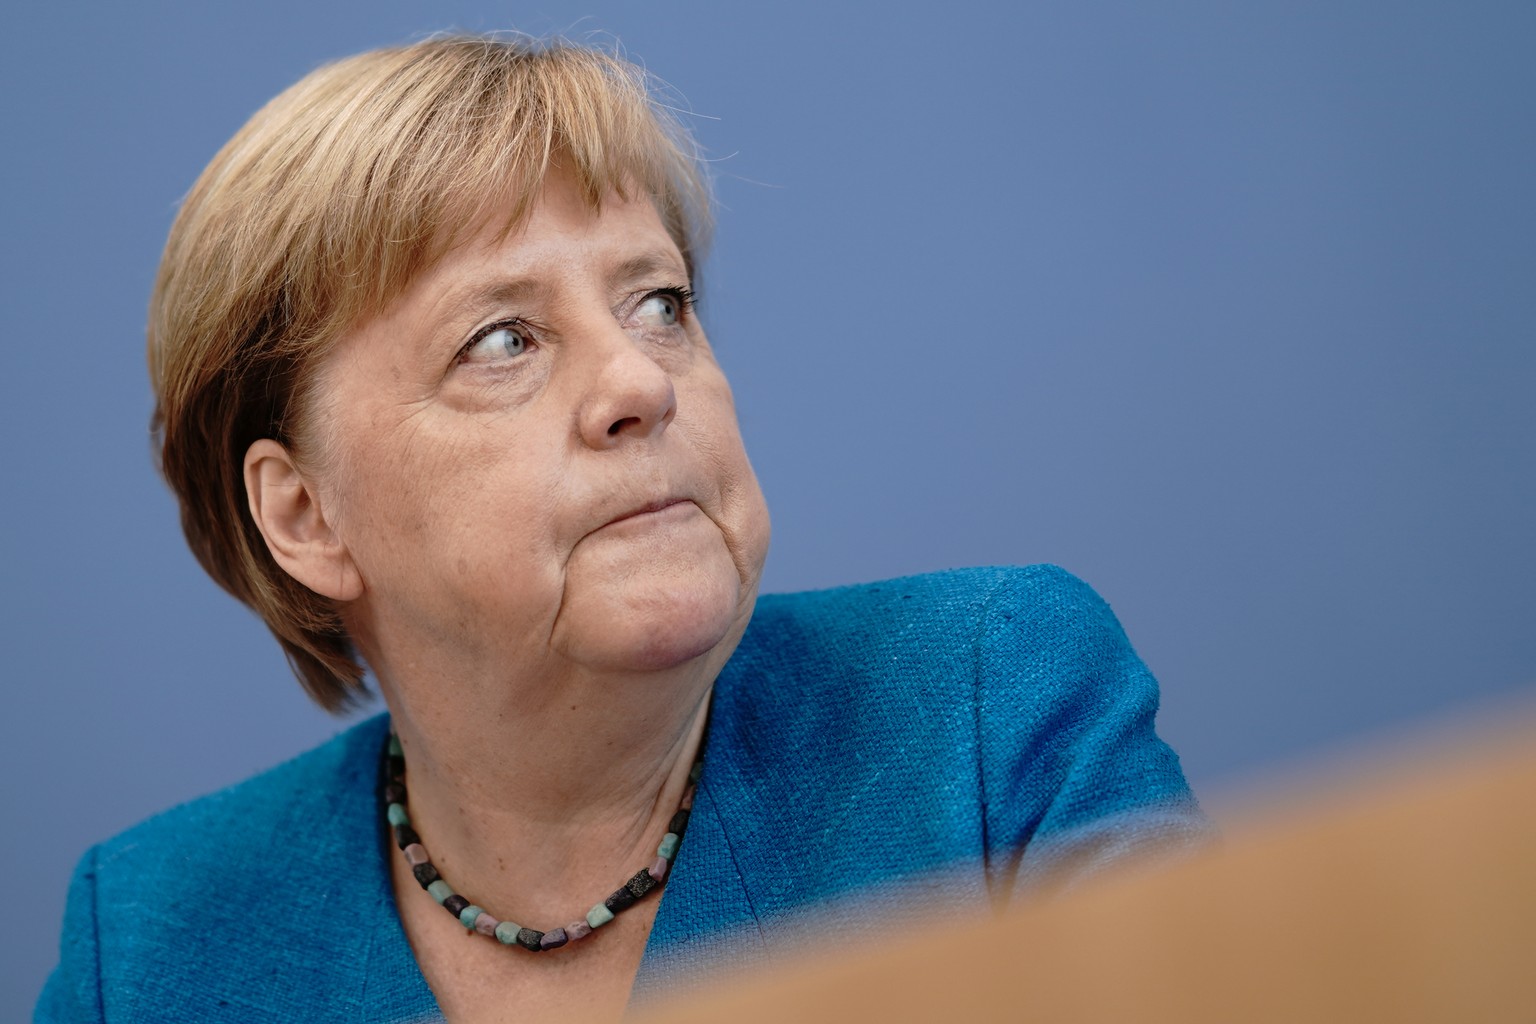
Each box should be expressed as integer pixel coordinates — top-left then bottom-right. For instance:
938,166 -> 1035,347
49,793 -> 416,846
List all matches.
308,171 -> 770,690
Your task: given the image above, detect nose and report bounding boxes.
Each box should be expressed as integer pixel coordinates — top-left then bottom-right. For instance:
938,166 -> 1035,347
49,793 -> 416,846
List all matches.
576,329 -> 678,450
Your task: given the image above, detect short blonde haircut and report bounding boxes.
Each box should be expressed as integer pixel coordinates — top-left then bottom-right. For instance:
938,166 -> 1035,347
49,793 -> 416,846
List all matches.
149,35 -> 713,711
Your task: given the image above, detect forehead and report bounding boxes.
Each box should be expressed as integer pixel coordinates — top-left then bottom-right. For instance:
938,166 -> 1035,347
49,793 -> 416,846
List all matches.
423,172 -> 687,302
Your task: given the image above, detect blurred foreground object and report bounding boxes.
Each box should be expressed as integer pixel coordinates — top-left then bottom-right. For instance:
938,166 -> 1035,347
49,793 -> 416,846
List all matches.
638,706 -> 1536,1023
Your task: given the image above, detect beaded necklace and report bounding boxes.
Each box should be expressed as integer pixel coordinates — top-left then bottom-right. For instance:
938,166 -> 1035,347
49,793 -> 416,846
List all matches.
379,730 -> 699,952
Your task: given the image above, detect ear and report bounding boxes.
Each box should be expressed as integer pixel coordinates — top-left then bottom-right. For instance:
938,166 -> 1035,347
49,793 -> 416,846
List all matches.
243,439 -> 363,602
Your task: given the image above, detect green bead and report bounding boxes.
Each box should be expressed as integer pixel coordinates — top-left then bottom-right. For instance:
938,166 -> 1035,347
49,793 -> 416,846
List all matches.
657,832 -> 679,860
459,905 -> 484,928
388,734 -> 403,756
386,803 -> 410,827
494,921 -> 521,945
427,880 -> 454,904
586,903 -> 615,928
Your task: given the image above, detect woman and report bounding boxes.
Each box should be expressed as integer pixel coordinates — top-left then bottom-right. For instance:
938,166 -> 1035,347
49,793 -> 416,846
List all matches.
38,35 -> 1205,1023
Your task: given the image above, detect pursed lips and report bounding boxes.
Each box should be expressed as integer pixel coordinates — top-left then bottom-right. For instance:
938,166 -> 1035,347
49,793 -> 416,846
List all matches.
601,497 -> 692,529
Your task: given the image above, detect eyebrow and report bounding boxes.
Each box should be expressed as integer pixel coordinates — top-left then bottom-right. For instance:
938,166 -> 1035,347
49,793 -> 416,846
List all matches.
607,249 -> 690,287
433,248 -> 690,330
435,276 -> 551,326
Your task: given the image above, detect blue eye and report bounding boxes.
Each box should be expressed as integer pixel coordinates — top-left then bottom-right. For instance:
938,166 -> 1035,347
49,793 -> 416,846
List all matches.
634,292 -> 684,328
461,322 -> 531,364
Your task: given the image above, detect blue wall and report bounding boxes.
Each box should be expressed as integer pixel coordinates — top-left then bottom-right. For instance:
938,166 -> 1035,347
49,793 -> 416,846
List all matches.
4,1 -> 1533,1014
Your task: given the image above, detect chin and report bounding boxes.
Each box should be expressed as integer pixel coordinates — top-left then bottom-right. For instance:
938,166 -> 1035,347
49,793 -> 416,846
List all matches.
557,566 -> 746,674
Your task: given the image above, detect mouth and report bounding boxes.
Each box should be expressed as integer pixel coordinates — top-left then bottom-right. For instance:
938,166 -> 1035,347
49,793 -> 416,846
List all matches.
603,497 -> 692,529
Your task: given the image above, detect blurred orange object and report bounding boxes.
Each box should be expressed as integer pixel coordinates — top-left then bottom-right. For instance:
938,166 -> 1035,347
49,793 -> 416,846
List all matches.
637,713 -> 1536,1023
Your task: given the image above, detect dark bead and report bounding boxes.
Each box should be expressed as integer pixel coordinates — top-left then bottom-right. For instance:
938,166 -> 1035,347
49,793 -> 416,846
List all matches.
604,886 -> 638,914
516,927 -> 545,951
393,824 -> 420,849
624,869 -> 658,899
387,755 -> 406,779
668,809 -> 690,836
383,782 -> 407,805
539,928 -> 568,951
411,863 -> 440,888
443,894 -> 470,918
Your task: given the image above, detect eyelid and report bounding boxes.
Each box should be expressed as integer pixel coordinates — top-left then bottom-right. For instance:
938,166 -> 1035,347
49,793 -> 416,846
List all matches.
628,285 -> 696,323
467,317 -> 530,343
457,318 -> 535,365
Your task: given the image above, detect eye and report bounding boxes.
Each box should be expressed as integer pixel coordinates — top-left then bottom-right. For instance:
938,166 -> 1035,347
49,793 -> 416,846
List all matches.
633,288 -> 692,329
460,321 -> 532,365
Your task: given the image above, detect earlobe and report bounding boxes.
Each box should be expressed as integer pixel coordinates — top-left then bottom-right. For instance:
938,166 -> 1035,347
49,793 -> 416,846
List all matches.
243,439 -> 363,602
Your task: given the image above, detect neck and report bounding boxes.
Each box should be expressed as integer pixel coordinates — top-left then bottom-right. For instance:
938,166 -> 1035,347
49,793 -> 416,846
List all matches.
368,640 -> 728,929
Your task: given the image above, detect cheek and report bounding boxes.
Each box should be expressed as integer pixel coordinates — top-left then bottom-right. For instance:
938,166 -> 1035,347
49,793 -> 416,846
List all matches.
686,380 -> 772,580
325,412 -> 438,542
725,455 -> 772,584
327,410 -> 557,586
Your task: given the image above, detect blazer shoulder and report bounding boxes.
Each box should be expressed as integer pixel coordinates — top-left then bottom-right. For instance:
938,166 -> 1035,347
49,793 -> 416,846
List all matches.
722,565 -> 1106,721
44,714 -> 396,1022
748,563 -> 1093,637
741,565 -> 1111,666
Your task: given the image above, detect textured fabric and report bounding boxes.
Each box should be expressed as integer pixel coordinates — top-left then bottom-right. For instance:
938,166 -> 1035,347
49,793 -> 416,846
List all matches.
36,566 -> 1207,1022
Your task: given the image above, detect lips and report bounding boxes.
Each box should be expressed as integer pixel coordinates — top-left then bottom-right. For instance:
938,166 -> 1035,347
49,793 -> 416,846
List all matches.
603,497 -> 690,528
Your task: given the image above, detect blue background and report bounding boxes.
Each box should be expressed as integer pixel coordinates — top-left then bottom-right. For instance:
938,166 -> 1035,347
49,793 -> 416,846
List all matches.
4,0 -> 1533,1014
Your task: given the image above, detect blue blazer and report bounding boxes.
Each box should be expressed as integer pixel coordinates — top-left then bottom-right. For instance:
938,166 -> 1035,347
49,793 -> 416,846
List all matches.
37,567 -> 1207,1021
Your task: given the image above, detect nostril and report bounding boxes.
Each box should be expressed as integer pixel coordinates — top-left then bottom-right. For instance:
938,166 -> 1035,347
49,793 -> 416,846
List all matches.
607,416 -> 641,436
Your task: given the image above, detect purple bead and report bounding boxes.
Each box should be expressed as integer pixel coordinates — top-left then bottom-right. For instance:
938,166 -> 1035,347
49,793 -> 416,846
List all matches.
539,928 -> 569,950
566,922 -> 592,942
443,894 -> 470,919
474,913 -> 500,938
403,844 -> 429,866
383,782 -> 407,805
648,857 -> 669,882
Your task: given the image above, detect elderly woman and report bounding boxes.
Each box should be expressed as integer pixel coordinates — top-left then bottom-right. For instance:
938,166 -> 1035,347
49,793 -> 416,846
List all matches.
38,34 -> 1205,1024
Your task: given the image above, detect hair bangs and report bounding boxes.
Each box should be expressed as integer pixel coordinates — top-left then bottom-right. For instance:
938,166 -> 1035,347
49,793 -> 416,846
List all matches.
312,38 -> 712,335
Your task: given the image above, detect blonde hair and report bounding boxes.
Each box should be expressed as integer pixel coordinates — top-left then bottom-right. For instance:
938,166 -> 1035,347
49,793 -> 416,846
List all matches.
149,35 -> 713,711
